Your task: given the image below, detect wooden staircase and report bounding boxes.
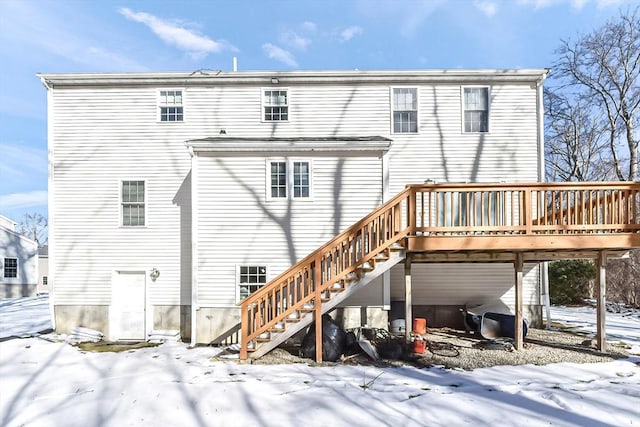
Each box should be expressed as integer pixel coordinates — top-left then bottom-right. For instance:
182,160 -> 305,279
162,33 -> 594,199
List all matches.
239,188 -> 415,360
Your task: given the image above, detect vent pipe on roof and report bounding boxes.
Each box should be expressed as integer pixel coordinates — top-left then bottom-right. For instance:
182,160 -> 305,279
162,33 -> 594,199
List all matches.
233,56 -> 238,72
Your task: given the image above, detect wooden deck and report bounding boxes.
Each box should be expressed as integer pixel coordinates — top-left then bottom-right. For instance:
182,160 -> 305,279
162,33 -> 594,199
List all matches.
239,182 -> 640,360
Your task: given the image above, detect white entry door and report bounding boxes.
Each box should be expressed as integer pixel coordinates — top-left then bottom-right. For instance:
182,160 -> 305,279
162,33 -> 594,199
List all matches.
110,271 -> 146,341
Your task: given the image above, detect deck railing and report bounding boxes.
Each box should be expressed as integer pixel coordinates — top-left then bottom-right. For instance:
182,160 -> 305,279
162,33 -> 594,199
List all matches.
239,182 -> 640,358
410,182 -> 640,235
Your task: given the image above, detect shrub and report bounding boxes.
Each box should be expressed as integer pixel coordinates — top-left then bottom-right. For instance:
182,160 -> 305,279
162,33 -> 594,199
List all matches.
548,259 -> 595,305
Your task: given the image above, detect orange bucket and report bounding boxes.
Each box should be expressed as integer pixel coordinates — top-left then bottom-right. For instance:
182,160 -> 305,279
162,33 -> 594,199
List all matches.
413,339 -> 427,354
413,318 -> 427,334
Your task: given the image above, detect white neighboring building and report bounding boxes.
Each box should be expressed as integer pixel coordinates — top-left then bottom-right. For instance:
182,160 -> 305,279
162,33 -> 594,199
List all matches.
39,69 -> 548,343
0,215 -> 39,298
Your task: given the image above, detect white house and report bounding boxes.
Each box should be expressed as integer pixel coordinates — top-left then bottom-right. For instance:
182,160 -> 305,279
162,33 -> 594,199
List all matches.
0,215 -> 39,298
39,68 -> 549,344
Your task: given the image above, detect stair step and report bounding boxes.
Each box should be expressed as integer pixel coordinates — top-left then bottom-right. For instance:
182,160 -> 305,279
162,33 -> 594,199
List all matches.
357,262 -> 374,272
269,322 -> 285,332
373,252 -> 390,262
390,242 -> 405,251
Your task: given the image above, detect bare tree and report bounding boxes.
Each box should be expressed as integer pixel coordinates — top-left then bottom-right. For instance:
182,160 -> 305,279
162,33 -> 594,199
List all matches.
18,213 -> 48,247
544,89 -> 611,181
553,7 -> 640,182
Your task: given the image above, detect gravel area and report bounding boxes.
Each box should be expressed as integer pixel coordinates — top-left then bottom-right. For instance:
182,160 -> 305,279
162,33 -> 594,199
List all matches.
242,327 -> 630,370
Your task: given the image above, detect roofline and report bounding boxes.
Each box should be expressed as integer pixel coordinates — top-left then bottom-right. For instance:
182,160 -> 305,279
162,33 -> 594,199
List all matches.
186,137 -> 392,155
0,223 -> 39,247
37,68 -> 550,88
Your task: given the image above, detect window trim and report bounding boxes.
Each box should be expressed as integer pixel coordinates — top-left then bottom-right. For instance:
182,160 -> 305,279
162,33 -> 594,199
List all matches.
3,257 -> 18,279
265,158 -> 313,201
157,88 -> 185,123
390,87 -> 419,134
120,179 -> 147,227
236,264 -> 269,301
461,86 -> 490,134
261,87 -> 290,123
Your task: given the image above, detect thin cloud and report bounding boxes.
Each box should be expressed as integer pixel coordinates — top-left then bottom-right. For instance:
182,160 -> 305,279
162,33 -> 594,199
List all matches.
118,7 -> 237,58
473,0 -> 498,16
0,191 -> 48,210
279,31 -> 311,51
262,43 -> 298,67
339,26 -> 364,42
301,21 -> 317,32
0,143 -> 47,178
516,0 -> 623,9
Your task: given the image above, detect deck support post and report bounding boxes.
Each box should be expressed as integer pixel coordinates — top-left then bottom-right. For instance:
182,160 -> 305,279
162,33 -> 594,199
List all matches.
596,251 -> 607,351
514,252 -> 524,350
314,257 -> 323,363
404,255 -> 413,342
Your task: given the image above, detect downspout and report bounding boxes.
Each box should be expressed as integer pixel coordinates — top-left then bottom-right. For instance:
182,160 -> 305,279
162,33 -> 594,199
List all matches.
381,149 -> 391,310
187,144 -> 199,347
537,70 -> 552,329
39,75 -> 56,330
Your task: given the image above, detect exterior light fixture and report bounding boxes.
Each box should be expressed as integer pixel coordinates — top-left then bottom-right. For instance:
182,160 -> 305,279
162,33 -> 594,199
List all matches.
150,268 -> 160,282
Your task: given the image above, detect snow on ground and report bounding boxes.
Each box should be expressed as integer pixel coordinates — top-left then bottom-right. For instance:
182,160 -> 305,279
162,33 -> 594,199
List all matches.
1,297 -> 639,427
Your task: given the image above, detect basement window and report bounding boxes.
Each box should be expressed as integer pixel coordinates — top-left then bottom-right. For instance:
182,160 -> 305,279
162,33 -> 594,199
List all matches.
3,258 -> 17,278
238,265 -> 268,300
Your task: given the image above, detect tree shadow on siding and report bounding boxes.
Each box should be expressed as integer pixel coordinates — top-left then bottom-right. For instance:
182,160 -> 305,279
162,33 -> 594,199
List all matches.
173,172 -> 193,340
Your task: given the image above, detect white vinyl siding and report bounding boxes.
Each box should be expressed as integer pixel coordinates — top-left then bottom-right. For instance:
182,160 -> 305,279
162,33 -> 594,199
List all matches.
389,263 -> 540,308
0,227 -> 38,287
50,86 -> 192,305
195,155 -> 383,306
46,73 -> 541,318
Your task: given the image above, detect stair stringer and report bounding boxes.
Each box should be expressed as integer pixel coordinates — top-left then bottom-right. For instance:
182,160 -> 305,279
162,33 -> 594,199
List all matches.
249,249 -> 406,359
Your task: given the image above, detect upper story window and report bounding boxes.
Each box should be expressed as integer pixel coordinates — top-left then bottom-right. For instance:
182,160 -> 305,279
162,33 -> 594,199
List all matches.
122,180 -> 145,227
159,90 -> 183,122
463,87 -> 489,133
3,258 -> 17,278
268,160 -> 311,200
238,265 -> 268,300
263,89 -> 288,121
392,88 -> 418,133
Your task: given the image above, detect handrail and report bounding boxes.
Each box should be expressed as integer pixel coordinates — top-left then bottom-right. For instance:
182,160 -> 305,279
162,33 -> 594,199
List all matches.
239,181 -> 640,359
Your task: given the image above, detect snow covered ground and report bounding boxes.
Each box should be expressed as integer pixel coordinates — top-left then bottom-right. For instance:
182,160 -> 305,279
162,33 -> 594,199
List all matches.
1,296 -> 639,427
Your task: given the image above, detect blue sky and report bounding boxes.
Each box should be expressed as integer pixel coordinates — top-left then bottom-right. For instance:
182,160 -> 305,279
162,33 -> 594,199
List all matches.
0,0 -> 634,223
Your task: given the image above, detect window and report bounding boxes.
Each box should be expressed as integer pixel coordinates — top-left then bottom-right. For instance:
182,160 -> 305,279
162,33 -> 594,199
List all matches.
270,161 -> 287,198
4,258 -> 17,278
293,161 -> 310,198
238,265 -> 267,300
122,180 -> 145,226
263,89 -> 288,121
268,160 -> 311,199
43,276 -> 48,286
392,88 -> 418,133
159,90 -> 183,122
463,87 -> 489,132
